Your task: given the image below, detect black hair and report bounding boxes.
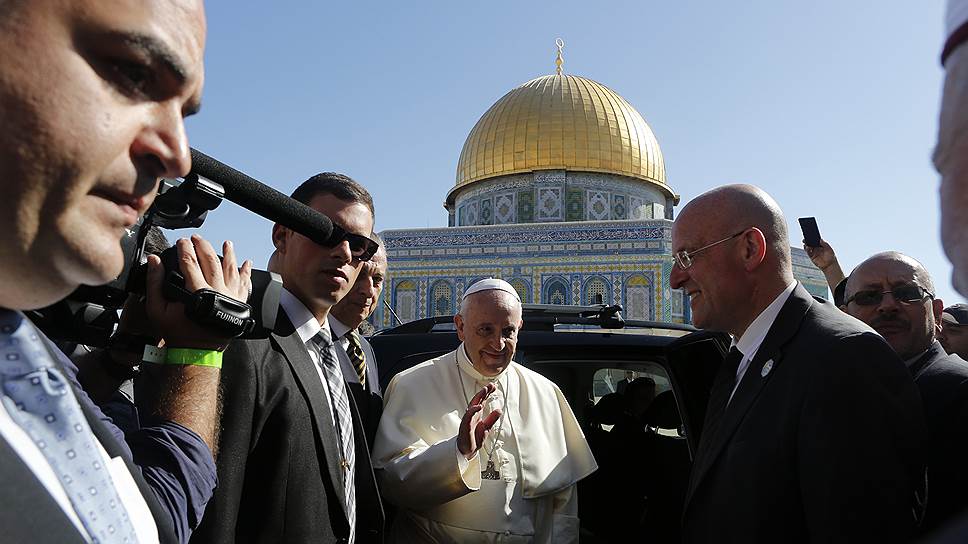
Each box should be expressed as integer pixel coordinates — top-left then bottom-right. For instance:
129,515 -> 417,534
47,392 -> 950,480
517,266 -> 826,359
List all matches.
290,172 -> 374,219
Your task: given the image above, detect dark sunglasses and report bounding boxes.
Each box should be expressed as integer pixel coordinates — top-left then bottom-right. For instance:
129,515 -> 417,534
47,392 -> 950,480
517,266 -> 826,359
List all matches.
845,284 -> 934,306
325,224 -> 379,262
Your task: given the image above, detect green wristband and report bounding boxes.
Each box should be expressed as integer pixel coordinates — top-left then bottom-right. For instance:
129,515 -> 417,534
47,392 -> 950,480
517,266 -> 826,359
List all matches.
164,348 -> 223,369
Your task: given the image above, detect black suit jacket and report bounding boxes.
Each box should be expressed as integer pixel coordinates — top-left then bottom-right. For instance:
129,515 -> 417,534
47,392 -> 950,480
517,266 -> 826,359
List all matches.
616,378 -> 632,394
909,341 -> 968,531
191,314 -> 384,543
682,285 -> 927,543
333,328 -> 383,449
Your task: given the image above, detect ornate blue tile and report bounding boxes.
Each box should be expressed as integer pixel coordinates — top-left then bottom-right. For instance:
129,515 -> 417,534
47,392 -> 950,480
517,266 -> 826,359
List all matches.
612,194 -> 627,219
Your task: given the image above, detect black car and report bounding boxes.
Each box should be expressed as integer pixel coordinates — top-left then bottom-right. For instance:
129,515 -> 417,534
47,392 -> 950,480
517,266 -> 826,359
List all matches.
371,304 -> 728,543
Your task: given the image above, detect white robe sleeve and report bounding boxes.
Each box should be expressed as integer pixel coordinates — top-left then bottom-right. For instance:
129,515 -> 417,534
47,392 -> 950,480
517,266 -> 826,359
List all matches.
373,363 -> 487,511
377,435 -> 483,511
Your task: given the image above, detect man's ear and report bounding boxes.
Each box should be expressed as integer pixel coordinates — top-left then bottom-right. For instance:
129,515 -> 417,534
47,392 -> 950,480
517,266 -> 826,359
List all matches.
933,298 -> 945,334
271,223 -> 289,252
741,227 -> 768,272
454,313 -> 466,342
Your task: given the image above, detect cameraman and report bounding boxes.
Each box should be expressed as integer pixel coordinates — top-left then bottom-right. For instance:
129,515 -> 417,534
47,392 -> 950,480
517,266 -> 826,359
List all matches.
0,2 -> 249,544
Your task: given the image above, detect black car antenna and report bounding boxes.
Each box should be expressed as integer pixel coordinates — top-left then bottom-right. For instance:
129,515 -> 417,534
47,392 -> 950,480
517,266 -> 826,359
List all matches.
384,299 -> 402,326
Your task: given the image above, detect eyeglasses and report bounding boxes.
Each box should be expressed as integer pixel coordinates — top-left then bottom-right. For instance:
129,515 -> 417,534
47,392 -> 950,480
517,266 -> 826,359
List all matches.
672,230 -> 748,270
326,224 -> 380,262
845,284 -> 934,306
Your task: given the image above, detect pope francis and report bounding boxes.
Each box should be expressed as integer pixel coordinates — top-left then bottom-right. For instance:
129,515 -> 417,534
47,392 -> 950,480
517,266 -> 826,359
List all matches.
372,278 -> 597,543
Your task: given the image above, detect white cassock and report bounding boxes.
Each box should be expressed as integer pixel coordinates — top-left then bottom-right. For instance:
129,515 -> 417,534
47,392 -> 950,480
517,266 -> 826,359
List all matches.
372,344 -> 597,543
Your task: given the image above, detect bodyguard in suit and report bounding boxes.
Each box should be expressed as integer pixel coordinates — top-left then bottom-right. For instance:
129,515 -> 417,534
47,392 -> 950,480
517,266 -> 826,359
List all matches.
192,174 -> 385,543
330,238 -> 387,447
844,252 -> 968,532
0,1 -> 256,543
671,185 -> 926,543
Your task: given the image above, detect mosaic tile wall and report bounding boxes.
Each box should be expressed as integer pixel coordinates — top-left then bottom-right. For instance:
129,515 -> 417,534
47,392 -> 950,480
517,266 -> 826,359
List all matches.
451,170 -> 674,226
369,220 -> 828,330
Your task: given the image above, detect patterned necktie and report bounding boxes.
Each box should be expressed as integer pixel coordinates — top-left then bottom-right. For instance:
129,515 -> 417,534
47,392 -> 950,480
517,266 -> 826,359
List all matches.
0,311 -> 138,544
312,331 -> 356,544
345,330 -> 367,388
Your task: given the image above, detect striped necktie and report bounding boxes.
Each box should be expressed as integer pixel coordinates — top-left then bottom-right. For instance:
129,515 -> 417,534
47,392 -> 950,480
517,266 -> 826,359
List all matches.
345,330 -> 367,388
312,331 -> 356,544
0,311 -> 139,543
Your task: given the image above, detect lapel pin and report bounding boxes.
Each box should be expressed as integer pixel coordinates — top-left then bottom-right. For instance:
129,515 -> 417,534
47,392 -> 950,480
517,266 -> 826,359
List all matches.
761,359 -> 774,377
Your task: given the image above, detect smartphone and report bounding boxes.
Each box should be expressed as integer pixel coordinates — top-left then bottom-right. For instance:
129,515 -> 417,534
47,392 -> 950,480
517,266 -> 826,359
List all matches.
798,217 -> 821,247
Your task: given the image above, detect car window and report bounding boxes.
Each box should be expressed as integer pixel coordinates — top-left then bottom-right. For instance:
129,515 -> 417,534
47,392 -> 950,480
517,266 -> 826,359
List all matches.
589,365 -> 677,433
578,363 -> 690,542
593,367 -> 671,400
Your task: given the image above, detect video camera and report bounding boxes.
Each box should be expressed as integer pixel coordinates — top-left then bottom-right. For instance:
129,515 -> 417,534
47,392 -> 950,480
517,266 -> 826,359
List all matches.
28,149 -> 341,349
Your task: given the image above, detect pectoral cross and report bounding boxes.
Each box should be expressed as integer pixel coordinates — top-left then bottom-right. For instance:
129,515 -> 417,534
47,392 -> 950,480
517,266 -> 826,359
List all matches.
482,459 -> 501,480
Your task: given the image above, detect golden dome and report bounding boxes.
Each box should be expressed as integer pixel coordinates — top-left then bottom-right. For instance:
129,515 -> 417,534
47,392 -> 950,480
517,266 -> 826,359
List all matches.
452,74 -> 670,199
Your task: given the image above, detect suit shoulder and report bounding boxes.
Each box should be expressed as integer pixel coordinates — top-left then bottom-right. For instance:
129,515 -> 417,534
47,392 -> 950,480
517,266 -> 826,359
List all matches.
797,303 -> 896,358
221,336 -> 274,369
791,305 -> 905,375
917,352 -> 968,397
921,352 -> 968,378
804,300 -> 878,339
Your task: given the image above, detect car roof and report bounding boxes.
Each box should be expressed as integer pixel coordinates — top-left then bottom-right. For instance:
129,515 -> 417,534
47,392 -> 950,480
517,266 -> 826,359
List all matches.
374,303 -> 697,337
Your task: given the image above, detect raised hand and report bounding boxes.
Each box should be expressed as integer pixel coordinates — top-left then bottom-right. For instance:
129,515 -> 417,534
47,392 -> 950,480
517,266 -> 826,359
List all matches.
803,238 -> 838,272
145,234 -> 253,351
457,382 -> 502,460
803,238 -> 846,290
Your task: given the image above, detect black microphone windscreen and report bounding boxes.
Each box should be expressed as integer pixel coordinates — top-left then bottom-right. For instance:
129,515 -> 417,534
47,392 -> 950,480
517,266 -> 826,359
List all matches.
189,148 -> 334,244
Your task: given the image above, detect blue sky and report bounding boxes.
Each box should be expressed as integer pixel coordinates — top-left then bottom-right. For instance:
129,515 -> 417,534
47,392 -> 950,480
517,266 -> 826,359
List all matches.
186,1 -> 956,303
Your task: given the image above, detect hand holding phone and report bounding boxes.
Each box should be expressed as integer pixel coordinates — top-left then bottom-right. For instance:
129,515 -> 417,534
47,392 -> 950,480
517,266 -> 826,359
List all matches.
798,217 -> 821,248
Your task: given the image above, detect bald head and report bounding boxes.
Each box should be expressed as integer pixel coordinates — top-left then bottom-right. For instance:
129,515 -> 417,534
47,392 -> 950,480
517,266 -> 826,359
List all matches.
847,252 -> 936,299
677,184 -> 792,270
845,251 -> 942,360
670,185 -> 794,336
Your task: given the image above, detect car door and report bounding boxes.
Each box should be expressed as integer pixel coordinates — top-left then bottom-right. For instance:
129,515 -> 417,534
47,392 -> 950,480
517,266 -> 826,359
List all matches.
370,330 -> 461,390
664,330 -> 729,459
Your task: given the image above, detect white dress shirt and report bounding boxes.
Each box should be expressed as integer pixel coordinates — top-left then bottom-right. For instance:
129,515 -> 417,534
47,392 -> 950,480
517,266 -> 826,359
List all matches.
329,315 -> 352,353
278,288 -> 337,429
729,281 -> 797,401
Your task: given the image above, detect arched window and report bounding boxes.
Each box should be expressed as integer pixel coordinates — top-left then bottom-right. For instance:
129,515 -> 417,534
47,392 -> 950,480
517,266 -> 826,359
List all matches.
430,280 -> 453,317
624,274 -> 652,320
544,278 -> 570,305
672,288 -> 684,318
509,278 -> 531,303
394,280 -> 417,323
584,277 -> 609,305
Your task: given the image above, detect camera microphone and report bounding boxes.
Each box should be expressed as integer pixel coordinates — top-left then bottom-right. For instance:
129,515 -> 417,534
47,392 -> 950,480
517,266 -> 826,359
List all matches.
189,148 -> 334,244
31,150 -> 324,347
